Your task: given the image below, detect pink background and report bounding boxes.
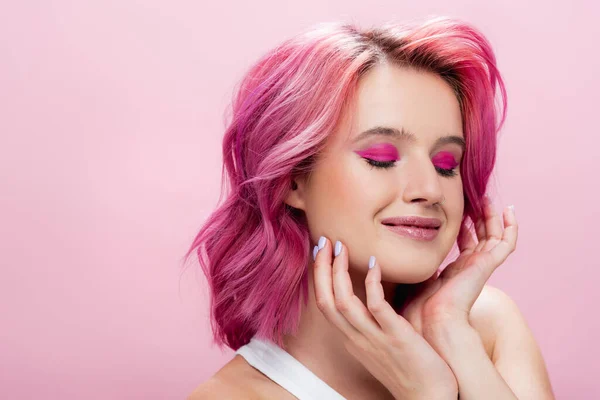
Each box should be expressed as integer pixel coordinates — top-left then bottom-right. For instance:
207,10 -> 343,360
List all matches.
1,1 -> 597,399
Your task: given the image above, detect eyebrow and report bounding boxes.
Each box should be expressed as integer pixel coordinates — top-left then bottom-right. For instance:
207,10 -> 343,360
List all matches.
353,126 -> 466,151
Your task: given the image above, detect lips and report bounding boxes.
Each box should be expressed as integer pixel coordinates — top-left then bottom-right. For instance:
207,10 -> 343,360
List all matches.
380,216 -> 442,229
381,216 -> 442,242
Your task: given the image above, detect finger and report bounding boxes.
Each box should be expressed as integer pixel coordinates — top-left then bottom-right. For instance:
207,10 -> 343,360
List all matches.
474,196 -> 491,252
458,226 -> 477,254
487,205 -> 518,267
365,256 -> 415,338
313,236 -> 361,341
331,241 -> 383,339
456,205 -> 518,301
481,196 -> 504,252
475,218 -> 486,249
476,199 -> 504,252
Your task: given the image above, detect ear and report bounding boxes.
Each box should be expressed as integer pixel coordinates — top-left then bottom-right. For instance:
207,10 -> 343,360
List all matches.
284,175 -> 308,211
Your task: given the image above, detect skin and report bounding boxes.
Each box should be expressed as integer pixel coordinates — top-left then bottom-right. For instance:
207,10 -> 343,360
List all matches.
189,63 -> 555,399
282,63 -> 465,399
296,63 -> 465,289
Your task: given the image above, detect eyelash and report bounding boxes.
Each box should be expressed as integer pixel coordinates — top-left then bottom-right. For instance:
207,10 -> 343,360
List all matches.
363,158 -> 458,177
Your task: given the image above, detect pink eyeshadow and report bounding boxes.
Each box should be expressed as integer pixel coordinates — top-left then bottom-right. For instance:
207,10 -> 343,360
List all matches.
355,143 -> 399,161
432,152 -> 459,169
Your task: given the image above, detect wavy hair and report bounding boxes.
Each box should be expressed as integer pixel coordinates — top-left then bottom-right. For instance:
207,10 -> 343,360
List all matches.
184,15 -> 507,351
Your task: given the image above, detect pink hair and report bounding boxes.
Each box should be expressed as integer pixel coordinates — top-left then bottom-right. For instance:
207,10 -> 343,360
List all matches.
184,15 -> 507,351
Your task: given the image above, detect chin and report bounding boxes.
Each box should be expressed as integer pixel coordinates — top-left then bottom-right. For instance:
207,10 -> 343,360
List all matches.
378,255 -> 442,284
374,239 -> 448,282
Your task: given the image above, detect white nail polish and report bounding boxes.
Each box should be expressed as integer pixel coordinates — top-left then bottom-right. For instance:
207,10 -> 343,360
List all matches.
334,241 -> 342,256
318,236 -> 326,250
368,256 -> 376,269
312,245 -> 318,260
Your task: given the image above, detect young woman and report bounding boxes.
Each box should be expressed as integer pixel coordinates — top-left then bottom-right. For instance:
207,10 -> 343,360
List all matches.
187,16 -> 555,399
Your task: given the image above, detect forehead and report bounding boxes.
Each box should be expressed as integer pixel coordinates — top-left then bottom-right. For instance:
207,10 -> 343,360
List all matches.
335,63 -> 464,146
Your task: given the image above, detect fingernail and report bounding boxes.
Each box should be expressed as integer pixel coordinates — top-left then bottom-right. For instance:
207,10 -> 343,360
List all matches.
318,236 -> 326,250
334,240 -> 342,256
368,255 -> 376,269
312,245 -> 318,261
508,204 -> 515,214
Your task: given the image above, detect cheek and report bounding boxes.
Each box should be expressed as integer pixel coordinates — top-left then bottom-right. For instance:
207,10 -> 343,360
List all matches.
307,159 -> 377,223
444,179 -> 464,222
333,164 -> 373,209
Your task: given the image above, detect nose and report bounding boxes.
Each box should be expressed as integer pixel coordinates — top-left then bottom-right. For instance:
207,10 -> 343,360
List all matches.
401,155 -> 445,207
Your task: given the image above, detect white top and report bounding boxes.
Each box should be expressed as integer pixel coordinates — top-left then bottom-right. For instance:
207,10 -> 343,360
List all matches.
235,336 -> 347,400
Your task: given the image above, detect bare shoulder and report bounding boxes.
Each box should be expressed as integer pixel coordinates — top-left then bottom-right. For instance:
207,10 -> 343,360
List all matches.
469,283 -> 533,355
470,284 -> 555,399
187,356 -> 256,400
467,284 -> 508,357
187,375 -> 243,399
469,284 -> 512,327
187,354 -> 297,400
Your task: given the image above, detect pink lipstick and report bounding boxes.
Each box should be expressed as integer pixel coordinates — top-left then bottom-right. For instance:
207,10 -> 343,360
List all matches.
381,216 -> 442,241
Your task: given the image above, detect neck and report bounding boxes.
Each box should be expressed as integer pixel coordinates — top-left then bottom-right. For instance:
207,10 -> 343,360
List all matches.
282,265 -> 411,400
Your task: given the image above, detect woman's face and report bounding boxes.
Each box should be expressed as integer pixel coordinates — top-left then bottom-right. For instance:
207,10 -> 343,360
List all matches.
286,63 -> 465,283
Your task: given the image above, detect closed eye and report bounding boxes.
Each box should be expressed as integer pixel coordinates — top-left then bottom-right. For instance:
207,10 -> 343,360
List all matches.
364,158 -> 396,169
364,157 -> 459,177
435,166 -> 458,177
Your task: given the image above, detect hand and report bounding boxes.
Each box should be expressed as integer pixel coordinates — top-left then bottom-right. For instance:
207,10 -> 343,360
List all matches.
398,196 -> 518,339
312,237 -> 458,400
